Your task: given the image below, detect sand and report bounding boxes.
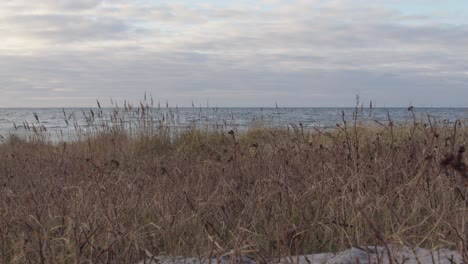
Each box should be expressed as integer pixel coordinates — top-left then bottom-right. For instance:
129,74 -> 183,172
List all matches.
138,245 -> 463,263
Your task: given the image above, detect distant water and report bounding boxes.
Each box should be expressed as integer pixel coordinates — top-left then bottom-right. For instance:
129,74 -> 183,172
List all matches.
0,107 -> 466,140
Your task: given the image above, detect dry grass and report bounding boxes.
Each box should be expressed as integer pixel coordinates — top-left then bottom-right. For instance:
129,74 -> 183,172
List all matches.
0,106 -> 467,263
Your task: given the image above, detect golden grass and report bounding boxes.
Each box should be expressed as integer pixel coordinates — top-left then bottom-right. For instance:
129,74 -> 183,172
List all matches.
0,107 -> 467,263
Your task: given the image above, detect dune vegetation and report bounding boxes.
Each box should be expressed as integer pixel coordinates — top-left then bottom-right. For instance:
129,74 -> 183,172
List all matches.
0,102 -> 467,263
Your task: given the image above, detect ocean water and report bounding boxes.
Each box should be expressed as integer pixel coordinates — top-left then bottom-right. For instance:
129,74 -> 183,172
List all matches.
0,107 -> 466,140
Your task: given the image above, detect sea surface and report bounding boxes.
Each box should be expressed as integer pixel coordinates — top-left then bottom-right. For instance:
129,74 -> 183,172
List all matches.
0,107 -> 466,141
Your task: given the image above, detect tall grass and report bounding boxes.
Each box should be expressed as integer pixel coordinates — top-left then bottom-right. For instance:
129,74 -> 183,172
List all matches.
0,101 -> 467,263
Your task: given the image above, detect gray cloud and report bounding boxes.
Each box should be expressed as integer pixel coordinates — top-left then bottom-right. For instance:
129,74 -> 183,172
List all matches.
1,0 -> 104,12
0,0 -> 467,107
1,14 -> 132,43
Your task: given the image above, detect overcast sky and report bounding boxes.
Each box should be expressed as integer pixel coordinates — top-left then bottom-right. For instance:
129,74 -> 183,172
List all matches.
0,0 -> 467,107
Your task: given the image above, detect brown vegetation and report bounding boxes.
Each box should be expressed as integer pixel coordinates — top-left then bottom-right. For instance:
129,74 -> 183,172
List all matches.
0,105 -> 467,263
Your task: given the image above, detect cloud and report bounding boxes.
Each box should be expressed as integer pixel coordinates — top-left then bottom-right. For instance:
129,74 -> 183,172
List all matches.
1,0 -> 104,12
1,14 -> 131,42
0,0 -> 467,107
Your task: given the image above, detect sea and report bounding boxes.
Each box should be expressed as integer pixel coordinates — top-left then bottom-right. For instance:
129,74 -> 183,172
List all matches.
0,107 -> 466,141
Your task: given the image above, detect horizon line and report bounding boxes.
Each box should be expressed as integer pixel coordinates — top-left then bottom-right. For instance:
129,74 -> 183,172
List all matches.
0,106 -> 467,109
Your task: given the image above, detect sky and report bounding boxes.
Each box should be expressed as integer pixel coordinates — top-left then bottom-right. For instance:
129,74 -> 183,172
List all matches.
0,0 -> 467,107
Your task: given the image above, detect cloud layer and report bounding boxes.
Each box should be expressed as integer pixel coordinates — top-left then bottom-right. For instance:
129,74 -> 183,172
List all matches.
0,0 -> 467,107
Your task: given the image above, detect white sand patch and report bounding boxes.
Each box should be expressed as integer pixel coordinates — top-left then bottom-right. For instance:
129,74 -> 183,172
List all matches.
139,245 -> 463,263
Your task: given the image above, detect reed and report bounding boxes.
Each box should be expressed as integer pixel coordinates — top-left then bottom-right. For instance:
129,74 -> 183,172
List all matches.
0,101 -> 467,263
